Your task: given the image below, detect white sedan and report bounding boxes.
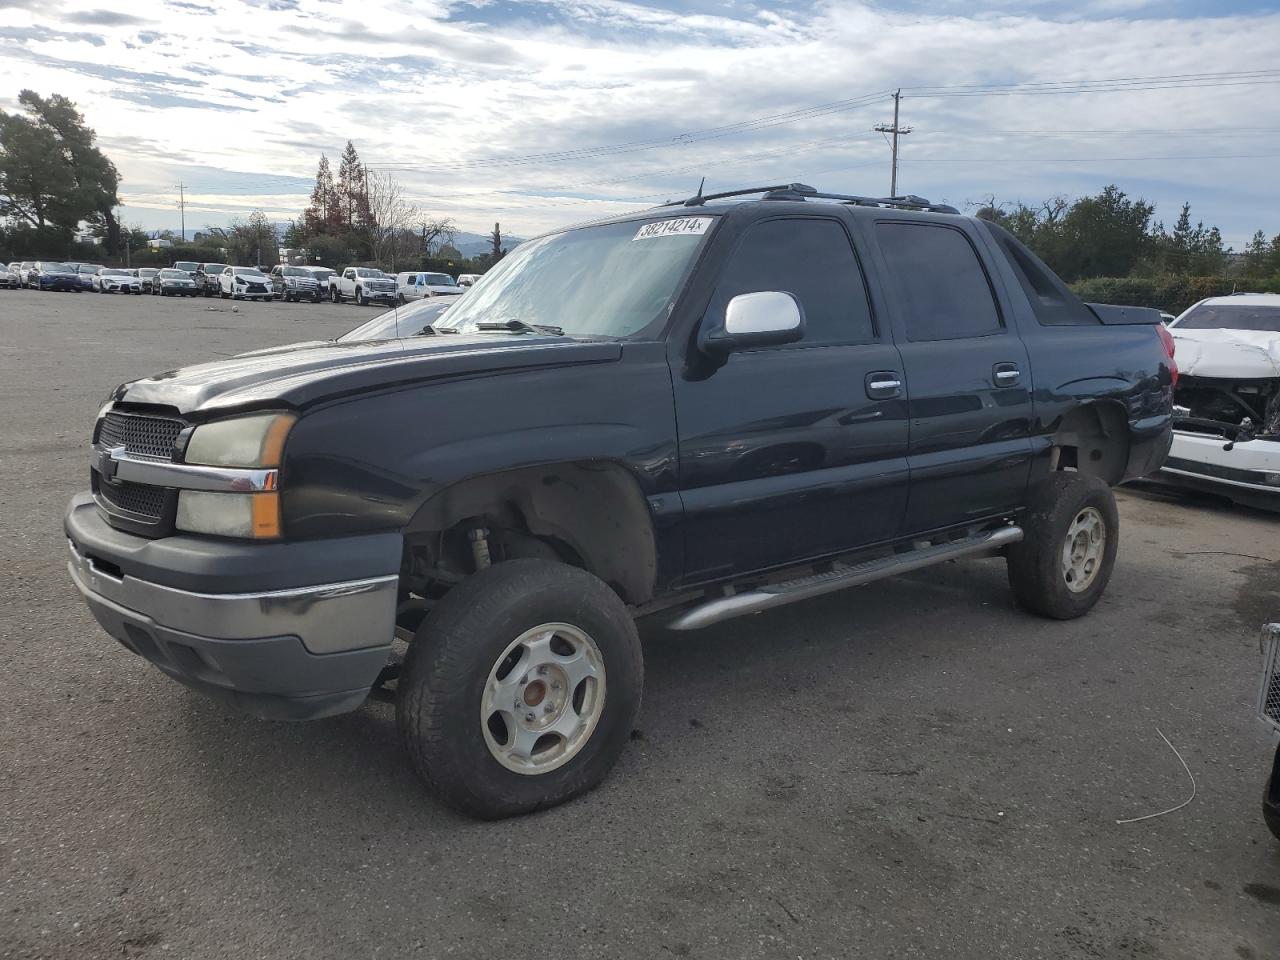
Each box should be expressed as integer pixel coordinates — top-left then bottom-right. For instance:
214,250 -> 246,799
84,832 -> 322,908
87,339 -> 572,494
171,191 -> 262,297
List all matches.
217,266 -> 273,301
93,268 -> 143,294
1155,293 -> 1280,510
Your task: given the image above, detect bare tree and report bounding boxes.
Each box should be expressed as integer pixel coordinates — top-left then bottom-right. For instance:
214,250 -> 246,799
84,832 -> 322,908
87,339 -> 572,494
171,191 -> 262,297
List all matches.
364,169 -> 418,269
417,216 -> 456,259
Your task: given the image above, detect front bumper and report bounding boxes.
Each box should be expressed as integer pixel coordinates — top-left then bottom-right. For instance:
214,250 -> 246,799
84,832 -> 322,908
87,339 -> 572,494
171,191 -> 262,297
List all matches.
65,494 -> 402,719
1153,431 -> 1280,509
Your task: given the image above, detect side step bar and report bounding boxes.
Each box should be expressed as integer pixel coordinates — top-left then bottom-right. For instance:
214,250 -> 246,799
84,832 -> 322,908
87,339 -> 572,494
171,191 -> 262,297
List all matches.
666,525 -> 1023,631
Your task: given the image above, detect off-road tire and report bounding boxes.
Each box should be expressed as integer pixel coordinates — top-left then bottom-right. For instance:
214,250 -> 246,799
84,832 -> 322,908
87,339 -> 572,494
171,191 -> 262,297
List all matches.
396,558 -> 643,819
1007,472 -> 1119,619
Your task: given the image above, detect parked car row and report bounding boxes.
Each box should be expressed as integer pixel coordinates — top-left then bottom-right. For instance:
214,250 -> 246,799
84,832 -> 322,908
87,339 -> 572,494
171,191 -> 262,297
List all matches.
4,257 -> 482,306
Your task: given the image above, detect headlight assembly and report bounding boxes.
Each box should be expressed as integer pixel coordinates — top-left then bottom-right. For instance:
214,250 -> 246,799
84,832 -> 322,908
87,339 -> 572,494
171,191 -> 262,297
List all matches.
184,412 -> 295,468
176,413 -> 295,538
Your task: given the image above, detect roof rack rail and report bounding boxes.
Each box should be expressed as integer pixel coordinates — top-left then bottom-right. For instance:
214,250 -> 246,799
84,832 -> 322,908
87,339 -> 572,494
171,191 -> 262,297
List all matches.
666,182 -> 959,215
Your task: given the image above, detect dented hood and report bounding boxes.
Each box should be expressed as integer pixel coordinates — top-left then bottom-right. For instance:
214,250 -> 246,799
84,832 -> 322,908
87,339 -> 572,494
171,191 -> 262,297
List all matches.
1171,327 -> 1280,379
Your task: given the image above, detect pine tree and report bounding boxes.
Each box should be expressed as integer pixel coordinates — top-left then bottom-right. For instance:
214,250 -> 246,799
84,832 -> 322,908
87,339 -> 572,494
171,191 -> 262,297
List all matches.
336,141 -> 368,233
1243,230 -> 1269,276
302,154 -> 338,235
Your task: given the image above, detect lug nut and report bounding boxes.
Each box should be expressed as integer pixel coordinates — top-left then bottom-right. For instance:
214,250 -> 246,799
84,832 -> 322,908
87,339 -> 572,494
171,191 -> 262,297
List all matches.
544,703 -> 554,714
537,666 -> 546,676
550,681 -> 560,690
520,675 -> 528,685
525,712 -> 535,722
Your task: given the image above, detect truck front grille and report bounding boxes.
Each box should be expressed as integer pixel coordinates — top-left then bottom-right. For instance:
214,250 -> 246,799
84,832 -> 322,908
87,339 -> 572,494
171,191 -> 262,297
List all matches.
98,412 -> 185,460
96,477 -> 166,521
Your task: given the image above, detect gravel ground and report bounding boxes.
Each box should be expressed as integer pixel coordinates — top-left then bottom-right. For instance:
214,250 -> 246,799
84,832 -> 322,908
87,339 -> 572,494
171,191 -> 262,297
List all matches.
2,287 -> 1278,960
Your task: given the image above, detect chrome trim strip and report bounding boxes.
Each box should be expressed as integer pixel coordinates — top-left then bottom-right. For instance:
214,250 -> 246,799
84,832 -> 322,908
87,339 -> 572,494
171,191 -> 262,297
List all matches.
68,542 -> 397,655
91,444 -> 278,493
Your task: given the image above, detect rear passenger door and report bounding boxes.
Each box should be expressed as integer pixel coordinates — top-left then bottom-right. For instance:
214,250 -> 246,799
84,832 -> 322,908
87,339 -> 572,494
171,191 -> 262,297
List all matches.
673,215 -> 910,583
865,218 -> 1034,534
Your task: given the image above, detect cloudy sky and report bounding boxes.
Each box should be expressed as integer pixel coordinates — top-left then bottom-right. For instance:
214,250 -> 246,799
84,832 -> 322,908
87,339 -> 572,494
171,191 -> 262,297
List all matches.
2,0 -> 1279,245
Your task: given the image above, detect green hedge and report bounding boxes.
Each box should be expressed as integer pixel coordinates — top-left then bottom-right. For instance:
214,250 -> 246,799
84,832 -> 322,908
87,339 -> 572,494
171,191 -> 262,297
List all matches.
1070,275 -> 1280,315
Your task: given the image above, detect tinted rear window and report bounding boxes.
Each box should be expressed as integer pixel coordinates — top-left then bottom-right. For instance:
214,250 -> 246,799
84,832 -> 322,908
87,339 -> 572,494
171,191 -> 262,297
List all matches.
875,222 -> 1003,341
983,222 -> 1099,326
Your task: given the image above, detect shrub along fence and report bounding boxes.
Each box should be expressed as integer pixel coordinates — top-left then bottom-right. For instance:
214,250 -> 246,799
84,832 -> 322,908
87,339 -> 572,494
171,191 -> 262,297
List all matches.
1070,275 -> 1280,316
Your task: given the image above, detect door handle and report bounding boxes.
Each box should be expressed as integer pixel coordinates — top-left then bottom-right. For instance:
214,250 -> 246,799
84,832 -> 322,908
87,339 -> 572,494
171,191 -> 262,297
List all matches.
865,371 -> 903,400
993,363 -> 1021,387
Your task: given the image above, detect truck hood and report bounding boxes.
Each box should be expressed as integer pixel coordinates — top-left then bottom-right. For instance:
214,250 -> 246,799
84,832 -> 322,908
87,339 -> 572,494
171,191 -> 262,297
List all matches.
111,334 -> 622,415
1171,327 -> 1280,378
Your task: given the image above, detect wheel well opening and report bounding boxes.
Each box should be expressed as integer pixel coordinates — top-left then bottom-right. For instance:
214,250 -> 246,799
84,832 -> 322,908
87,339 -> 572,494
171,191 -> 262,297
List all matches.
1052,404 -> 1129,485
402,462 -> 657,604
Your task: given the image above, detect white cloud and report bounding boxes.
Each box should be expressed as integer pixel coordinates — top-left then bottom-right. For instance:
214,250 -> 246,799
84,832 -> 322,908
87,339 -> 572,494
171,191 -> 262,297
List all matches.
0,0 -> 1277,243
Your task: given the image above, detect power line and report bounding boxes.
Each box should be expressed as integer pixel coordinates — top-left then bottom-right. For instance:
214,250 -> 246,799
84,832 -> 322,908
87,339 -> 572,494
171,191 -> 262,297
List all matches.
369,69 -> 1280,173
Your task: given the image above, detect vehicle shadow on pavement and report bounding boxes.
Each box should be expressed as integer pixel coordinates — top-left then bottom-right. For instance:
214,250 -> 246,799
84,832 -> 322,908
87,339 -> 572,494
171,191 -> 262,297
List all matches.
172,553 -> 1023,827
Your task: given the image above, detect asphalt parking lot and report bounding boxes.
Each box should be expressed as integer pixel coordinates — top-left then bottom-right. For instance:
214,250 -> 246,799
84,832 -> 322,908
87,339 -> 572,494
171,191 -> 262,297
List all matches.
2,287 -> 1278,960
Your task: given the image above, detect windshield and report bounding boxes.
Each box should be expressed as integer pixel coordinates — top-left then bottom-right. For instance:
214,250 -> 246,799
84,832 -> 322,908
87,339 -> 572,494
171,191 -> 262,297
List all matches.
1176,303 -> 1280,333
42,262 -> 73,271
138,269 -> 158,277
422,273 -> 456,286
435,216 -> 714,337
354,268 -> 385,278
174,262 -> 198,271
203,263 -> 229,272
102,269 -> 130,277
237,269 -> 266,278
283,267 -> 308,277
77,265 -> 98,274
159,269 -> 188,279
309,268 -> 334,278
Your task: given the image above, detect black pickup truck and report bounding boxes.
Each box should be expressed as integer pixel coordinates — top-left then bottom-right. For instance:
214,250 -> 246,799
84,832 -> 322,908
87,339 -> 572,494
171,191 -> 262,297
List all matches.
66,184 -> 1175,818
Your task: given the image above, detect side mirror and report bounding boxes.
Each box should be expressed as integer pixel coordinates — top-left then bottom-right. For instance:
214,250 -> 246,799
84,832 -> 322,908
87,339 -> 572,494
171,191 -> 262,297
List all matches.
700,291 -> 804,356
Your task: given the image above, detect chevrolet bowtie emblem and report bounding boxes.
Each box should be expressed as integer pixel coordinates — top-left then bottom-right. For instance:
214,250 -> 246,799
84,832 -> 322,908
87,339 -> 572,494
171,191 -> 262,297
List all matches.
98,445 -> 126,483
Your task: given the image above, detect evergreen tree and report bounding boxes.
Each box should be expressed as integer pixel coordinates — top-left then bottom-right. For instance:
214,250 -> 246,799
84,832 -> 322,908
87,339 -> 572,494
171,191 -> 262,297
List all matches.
336,141 -> 369,233
302,154 -> 338,235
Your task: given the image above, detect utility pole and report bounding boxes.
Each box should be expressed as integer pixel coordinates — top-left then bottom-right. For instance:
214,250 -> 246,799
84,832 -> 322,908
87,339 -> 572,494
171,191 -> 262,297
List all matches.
874,89 -> 912,198
176,182 -> 187,241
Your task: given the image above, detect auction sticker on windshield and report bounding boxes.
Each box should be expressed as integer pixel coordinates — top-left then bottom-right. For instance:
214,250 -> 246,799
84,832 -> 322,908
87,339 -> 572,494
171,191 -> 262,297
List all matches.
633,217 -> 713,241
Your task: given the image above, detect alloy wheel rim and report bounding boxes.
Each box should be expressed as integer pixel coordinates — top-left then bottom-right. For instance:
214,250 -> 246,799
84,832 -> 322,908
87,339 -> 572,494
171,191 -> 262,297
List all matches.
1061,506 -> 1106,593
480,622 -> 606,775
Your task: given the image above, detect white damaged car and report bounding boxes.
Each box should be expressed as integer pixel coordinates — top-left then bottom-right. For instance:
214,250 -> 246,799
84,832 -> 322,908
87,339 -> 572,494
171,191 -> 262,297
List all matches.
1157,293 -> 1280,509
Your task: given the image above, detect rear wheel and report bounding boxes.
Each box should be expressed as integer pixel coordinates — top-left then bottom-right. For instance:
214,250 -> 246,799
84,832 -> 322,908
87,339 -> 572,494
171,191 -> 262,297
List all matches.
396,558 -> 643,819
1007,472 -> 1119,619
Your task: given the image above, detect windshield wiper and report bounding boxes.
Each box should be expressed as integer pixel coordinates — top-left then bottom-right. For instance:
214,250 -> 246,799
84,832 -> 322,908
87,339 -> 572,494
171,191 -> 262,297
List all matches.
475,318 -> 564,336
415,323 -> 459,336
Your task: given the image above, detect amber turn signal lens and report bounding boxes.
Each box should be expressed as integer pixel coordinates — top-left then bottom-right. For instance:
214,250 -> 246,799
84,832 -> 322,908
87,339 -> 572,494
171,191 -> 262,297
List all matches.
251,492 -> 281,538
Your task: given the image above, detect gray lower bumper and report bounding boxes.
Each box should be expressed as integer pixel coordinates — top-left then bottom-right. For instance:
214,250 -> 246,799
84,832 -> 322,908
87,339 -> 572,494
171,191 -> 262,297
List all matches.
65,495 -> 401,720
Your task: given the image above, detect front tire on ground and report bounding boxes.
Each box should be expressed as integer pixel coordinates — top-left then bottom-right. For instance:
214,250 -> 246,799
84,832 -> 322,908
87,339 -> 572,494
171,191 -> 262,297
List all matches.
396,558 -> 643,819
1007,472 -> 1119,620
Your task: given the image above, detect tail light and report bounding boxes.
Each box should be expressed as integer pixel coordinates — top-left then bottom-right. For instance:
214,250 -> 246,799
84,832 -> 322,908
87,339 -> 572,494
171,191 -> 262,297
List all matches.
1156,323 -> 1178,388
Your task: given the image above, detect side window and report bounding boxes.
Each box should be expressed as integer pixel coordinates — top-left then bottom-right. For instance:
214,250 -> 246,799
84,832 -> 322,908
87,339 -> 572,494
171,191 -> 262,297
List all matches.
345,269 -> 355,279
875,222 -> 1003,341
713,218 -> 875,345
983,222 -> 1100,326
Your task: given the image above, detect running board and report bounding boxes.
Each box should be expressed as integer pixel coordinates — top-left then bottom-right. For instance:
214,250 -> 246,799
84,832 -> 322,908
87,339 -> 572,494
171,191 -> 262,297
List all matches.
666,525 -> 1023,631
